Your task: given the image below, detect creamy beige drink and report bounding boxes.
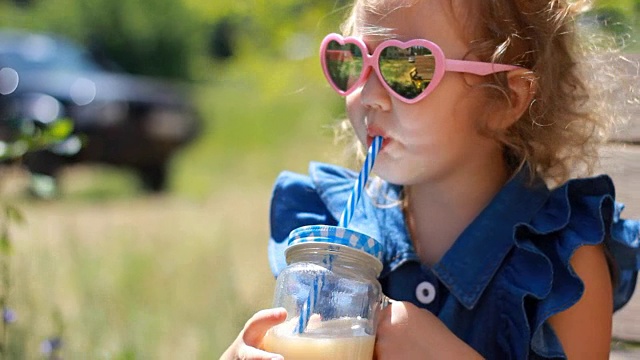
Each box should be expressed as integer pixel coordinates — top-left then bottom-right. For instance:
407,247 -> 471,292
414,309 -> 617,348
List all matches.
262,317 -> 375,360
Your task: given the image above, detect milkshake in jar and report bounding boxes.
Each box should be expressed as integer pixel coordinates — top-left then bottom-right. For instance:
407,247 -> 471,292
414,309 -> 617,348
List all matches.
263,225 -> 386,360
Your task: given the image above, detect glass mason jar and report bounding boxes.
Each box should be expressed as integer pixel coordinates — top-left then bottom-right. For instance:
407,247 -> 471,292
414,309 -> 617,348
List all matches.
262,225 -> 386,360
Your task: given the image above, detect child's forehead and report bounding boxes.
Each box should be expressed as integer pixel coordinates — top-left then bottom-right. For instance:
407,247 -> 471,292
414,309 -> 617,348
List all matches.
357,0 -> 420,12
351,0 -> 473,41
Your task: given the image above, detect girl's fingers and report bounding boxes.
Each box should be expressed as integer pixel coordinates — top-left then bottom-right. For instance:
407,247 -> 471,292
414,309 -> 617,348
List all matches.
242,307 -> 288,347
237,345 -> 284,360
376,296 -> 394,327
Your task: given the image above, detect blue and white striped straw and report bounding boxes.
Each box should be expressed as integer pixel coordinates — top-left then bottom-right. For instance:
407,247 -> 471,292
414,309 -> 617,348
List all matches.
295,251 -> 333,334
338,135 -> 383,228
296,274 -> 323,333
294,136 -> 383,334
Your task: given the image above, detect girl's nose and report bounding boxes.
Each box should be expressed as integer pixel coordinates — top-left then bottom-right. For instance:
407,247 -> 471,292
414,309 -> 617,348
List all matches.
360,71 -> 392,111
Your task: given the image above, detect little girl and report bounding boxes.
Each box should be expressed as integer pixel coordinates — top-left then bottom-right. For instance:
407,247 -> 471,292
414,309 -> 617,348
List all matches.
223,0 -> 640,358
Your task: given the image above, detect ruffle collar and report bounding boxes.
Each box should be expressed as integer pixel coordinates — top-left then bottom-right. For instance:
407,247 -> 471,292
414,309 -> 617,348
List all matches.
308,162 -> 639,310
431,170 -> 550,309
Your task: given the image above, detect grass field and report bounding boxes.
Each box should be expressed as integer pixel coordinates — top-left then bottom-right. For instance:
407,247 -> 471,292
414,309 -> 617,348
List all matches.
2,54 -> 348,358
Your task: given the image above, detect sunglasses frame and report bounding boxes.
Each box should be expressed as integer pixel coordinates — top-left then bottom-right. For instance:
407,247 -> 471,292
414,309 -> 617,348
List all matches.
320,33 -> 525,104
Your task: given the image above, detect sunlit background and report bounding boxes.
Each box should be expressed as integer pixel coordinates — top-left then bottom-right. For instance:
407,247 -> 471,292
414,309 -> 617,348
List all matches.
0,0 -> 637,358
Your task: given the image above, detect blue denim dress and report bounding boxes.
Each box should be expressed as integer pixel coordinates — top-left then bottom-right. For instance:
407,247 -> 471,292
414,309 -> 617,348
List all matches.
268,162 -> 640,359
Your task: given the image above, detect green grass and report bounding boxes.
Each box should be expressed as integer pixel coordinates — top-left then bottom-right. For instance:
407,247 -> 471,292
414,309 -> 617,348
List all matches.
8,191 -> 273,358
171,55 -> 347,197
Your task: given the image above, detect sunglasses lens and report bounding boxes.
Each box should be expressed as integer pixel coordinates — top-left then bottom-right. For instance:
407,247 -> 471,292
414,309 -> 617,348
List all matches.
379,46 -> 435,100
324,40 -> 363,92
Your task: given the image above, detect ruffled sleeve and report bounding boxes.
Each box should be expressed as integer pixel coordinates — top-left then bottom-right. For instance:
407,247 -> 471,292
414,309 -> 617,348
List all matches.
503,175 -> 640,358
268,162 -> 405,277
268,169 -> 337,276
610,202 -> 640,309
269,162 -> 377,277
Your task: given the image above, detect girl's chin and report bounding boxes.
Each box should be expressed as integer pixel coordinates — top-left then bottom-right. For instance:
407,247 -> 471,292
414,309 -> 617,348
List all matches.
372,160 -> 401,183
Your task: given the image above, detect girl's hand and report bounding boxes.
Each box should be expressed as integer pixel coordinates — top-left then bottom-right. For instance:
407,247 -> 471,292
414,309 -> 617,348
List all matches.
220,308 -> 287,360
375,300 -> 483,360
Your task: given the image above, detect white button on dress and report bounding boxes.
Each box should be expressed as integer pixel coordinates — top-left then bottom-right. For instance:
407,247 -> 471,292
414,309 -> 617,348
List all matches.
415,281 -> 436,304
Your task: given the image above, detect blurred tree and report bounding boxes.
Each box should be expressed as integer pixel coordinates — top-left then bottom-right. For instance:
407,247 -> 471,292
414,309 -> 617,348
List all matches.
0,0 -> 204,80
180,0 -> 350,59
0,0 -> 635,80
76,0 -> 203,80
592,7 -> 630,34
208,17 -> 237,61
10,0 -> 31,7
582,0 -> 640,49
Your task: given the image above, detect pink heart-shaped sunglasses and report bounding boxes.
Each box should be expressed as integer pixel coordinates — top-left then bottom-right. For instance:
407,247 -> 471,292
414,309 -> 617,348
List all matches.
320,33 -> 526,104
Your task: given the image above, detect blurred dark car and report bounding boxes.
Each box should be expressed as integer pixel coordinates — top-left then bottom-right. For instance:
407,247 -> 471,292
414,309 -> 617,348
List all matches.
0,29 -> 201,192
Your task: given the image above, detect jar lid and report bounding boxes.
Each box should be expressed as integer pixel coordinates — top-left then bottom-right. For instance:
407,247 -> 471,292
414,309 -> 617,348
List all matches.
286,225 -> 383,262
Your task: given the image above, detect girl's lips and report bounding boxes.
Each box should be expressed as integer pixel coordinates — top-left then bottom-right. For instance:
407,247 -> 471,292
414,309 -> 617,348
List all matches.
367,135 -> 388,150
366,124 -> 388,150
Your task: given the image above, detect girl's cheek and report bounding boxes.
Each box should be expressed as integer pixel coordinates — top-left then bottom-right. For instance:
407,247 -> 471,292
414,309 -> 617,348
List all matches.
346,94 -> 364,128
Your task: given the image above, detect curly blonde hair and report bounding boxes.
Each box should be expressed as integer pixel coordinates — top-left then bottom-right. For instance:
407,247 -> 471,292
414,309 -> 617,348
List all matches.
338,0 -> 626,187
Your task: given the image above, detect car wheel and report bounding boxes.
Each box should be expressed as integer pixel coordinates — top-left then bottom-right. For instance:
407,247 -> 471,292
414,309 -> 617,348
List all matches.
22,151 -> 63,198
138,164 -> 168,192
23,150 -> 64,177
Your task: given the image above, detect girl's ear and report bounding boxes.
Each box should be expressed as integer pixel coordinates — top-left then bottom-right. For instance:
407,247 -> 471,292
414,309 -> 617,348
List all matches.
489,69 -> 537,130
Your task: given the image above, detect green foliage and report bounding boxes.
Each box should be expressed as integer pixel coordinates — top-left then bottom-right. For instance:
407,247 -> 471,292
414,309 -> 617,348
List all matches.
0,0 -> 203,80
589,0 -> 640,49
596,0 -> 639,14
0,0 -> 349,80
0,0 -> 636,82
74,0 -> 204,79
0,118 -> 74,161
0,0 -> 84,41
0,117 -> 75,358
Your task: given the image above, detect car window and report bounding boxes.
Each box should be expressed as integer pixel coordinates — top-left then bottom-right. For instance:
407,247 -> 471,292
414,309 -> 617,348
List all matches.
0,32 -> 101,73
